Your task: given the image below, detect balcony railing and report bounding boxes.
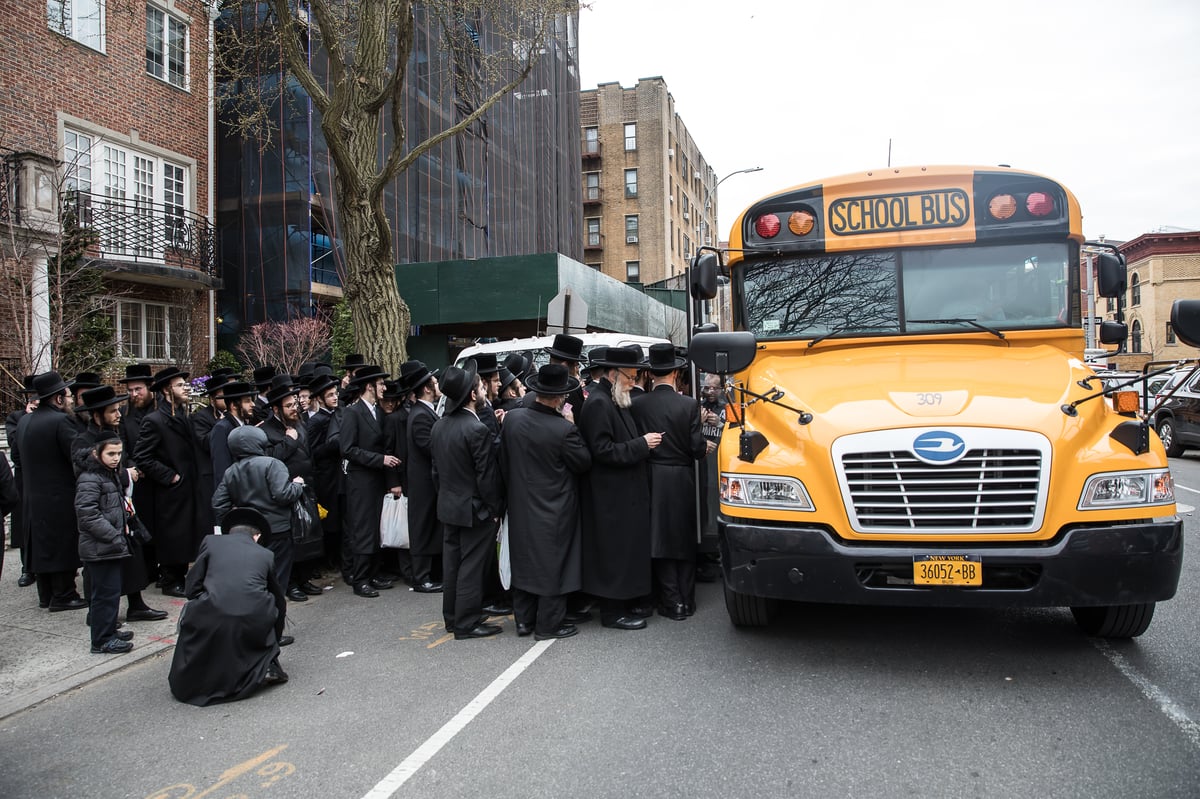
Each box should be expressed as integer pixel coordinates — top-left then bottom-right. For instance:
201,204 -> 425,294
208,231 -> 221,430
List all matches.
582,140 -> 601,158
583,186 -> 602,204
63,190 -> 219,281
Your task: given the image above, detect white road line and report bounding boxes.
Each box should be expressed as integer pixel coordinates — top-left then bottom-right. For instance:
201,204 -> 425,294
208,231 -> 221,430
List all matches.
1093,639 -> 1200,752
361,640 -> 554,798
1175,483 -> 1200,495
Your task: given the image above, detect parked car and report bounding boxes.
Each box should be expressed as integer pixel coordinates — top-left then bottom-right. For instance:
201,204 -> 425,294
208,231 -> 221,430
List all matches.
1153,366 -> 1200,457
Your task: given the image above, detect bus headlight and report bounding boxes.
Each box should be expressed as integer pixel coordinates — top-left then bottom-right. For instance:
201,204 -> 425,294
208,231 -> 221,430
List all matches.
1078,470 -> 1174,510
721,473 -> 814,511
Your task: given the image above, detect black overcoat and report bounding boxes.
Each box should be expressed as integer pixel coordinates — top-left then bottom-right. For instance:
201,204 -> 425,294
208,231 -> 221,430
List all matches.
405,401 -> 440,556
133,401 -> 207,564
14,406 -> 81,573
384,405 -> 408,493
339,400 -> 386,556
168,532 -> 285,706
632,385 -> 707,559
575,379 -> 652,599
191,404 -> 221,526
5,408 -> 27,551
306,406 -> 342,532
430,409 -> 504,529
73,422 -> 149,591
499,404 -> 591,596
120,402 -> 156,535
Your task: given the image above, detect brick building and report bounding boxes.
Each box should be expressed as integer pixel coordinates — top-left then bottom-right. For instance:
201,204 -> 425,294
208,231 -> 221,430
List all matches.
0,0 -> 219,393
580,78 -> 717,287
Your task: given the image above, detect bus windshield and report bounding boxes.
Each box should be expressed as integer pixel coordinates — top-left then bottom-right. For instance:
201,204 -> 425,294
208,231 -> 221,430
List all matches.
739,241 -> 1076,340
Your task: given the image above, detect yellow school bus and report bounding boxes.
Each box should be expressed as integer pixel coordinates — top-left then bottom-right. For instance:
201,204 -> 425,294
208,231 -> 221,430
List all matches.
688,165 -> 1199,638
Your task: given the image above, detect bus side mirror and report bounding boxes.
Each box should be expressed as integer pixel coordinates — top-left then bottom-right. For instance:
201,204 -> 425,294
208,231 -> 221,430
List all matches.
1095,252 -> 1127,298
1170,299 -> 1200,348
690,251 -> 720,300
1098,321 -> 1127,345
689,331 -> 757,375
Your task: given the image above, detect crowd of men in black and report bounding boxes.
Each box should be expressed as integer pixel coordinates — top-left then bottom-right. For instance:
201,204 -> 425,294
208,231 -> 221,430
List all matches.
3,334 -> 724,704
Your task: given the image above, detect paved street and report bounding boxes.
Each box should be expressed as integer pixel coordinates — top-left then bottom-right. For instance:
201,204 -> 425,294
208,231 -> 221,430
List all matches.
1,458 -> 1198,798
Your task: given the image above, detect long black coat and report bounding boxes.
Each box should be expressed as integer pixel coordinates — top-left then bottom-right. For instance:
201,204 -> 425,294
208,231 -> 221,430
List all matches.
133,401 -> 207,564
430,409 -> 504,529
499,404 -> 591,596
339,400 -> 387,556
405,401 -> 440,556
168,532 -> 285,706
575,379 -> 652,600
191,404 -> 221,527
14,406 -> 81,573
73,422 -> 149,592
260,414 -> 314,480
632,385 -> 707,559
120,402 -> 156,541
5,408 -> 27,551
384,405 -> 408,493
306,406 -> 342,532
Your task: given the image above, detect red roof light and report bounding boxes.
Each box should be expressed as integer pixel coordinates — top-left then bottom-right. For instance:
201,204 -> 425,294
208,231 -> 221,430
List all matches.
754,214 -> 781,238
1026,192 -> 1055,217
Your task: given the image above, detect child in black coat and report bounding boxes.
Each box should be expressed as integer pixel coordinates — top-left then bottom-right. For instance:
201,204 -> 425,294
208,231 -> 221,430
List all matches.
75,431 -> 134,654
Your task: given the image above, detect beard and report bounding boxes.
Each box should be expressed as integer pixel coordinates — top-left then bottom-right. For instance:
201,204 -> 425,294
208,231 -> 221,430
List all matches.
612,379 -> 632,409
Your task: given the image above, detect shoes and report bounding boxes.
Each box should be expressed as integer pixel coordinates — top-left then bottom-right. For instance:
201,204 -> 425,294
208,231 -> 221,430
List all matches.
601,615 -> 647,630
264,659 -> 289,685
628,605 -> 653,619
684,602 -> 696,617
659,603 -> 687,621
369,577 -> 395,590
286,587 -> 309,602
91,638 -> 133,654
48,597 -> 88,612
115,629 -> 134,641
412,581 -> 443,593
298,581 -> 323,596
161,584 -> 187,598
516,623 -> 533,637
17,571 -> 35,587
126,607 -> 169,622
535,625 -> 579,641
453,623 -> 502,640
564,610 -> 593,624
353,583 -> 380,598
481,603 -> 512,616
278,635 -> 295,647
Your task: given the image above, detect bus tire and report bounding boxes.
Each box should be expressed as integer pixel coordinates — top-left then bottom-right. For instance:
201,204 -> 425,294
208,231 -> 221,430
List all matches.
724,582 -> 774,627
1070,603 -> 1155,638
1156,417 -> 1184,457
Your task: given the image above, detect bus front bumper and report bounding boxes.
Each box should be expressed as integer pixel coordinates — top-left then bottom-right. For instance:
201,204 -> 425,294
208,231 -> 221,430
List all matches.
719,518 -> 1183,608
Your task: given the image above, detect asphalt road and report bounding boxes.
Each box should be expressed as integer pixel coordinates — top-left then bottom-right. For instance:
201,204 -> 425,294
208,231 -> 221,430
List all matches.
1,463 -> 1198,799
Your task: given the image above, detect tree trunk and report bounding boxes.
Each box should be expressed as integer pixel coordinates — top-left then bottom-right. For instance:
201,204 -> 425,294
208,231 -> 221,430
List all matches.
340,197 -> 410,373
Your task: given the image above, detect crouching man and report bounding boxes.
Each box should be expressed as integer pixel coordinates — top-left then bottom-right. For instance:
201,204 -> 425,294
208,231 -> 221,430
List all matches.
168,508 -> 288,706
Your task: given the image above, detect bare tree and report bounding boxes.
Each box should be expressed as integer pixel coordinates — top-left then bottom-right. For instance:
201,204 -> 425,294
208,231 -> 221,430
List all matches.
237,317 -> 332,374
217,1 -> 578,372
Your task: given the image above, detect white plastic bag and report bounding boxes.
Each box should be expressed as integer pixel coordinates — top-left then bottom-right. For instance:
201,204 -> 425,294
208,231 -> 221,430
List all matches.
497,514 -> 511,590
380,494 -> 409,549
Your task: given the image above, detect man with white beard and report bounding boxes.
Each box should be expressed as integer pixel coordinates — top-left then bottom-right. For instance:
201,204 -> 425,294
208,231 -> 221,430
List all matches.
575,346 -> 662,630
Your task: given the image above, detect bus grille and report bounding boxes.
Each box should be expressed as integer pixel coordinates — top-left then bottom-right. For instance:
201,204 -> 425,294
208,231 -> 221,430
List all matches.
840,449 -> 1042,531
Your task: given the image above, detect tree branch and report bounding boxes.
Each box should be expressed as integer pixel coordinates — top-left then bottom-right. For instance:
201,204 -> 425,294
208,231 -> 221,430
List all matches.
265,0 -> 332,113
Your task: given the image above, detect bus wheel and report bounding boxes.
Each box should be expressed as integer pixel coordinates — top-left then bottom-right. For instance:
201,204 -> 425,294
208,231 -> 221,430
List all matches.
723,583 -> 774,627
1071,603 -> 1155,638
1156,417 -> 1184,457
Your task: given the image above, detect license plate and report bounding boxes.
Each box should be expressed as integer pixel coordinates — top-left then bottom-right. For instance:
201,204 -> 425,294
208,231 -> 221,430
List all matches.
913,554 -> 982,587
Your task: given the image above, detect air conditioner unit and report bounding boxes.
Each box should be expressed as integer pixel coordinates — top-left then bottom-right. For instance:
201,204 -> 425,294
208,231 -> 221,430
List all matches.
667,148 -> 675,157
669,195 -> 674,203
682,211 -> 689,220
626,235 -> 639,244
694,171 -> 701,179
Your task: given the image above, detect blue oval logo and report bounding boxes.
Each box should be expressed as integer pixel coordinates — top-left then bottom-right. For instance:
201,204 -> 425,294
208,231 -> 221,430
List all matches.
912,431 -> 966,464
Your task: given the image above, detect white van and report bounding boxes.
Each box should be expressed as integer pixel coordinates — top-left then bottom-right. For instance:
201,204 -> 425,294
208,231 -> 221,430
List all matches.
454,333 -> 671,371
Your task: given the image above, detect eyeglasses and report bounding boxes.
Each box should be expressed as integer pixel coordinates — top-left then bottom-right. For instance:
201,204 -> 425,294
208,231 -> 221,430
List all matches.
618,369 -> 639,382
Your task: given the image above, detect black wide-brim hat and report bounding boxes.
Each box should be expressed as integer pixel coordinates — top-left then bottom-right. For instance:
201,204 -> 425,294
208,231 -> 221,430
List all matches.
264,375 -> 302,406
218,381 -> 256,400
349,365 -> 389,387
545,334 -> 585,363
442,360 -> 479,415
398,360 -> 433,394
382,380 -> 405,400
33,371 -> 74,401
498,367 -> 519,393
20,374 -> 37,395
72,372 -> 103,392
78,384 -> 129,412
118,363 -> 154,384
503,352 -> 532,382
151,366 -> 190,391
473,352 -> 500,376
646,342 -> 687,375
251,365 -> 277,390
308,375 -> 339,397
524,363 -> 580,396
591,345 -> 644,370
341,353 -> 367,371
221,507 -> 272,536
200,373 -> 235,396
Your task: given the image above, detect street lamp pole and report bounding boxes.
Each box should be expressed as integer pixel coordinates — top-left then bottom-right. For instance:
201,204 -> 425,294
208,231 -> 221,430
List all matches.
695,166 -> 763,328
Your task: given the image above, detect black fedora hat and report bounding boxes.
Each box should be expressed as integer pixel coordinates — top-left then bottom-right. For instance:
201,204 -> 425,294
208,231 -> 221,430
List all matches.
341,353 -> 367,371
264,375 -> 302,406
524,363 -> 580,396
308,374 -> 339,398
251,365 -> 277,390
218,380 -> 256,400
382,380 -> 405,401
78,384 -> 129,412
349,364 -> 389,387
312,362 -> 335,378
118,363 -> 154,384
473,352 -> 500,376
586,346 -> 609,372
592,346 -> 643,370
151,366 -> 190,391
20,374 -> 37,395
646,343 -> 687,375
441,360 -> 479,415
210,367 -> 238,380
201,373 -> 235,396
545,334 -> 585,363
221,507 -> 271,536
296,361 -> 318,381
33,371 -> 73,401
498,367 -> 520,393
72,372 -> 103,392
503,352 -> 532,382
398,360 -> 433,394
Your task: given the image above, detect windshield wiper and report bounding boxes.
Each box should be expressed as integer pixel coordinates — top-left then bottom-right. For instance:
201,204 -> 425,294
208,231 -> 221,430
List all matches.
908,318 -> 1006,340
806,327 -> 849,348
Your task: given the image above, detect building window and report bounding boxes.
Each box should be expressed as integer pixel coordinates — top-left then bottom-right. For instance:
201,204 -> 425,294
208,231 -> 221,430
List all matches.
48,0 -> 105,51
587,263 -> 601,271
625,261 -> 640,282
586,217 -> 600,246
583,127 -> 598,154
64,130 -> 93,192
624,123 -> 637,151
110,299 -> 188,361
146,5 -> 188,89
1105,297 -> 1115,313
1130,273 -> 1141,306
679,150 -> 689,179
585,172 -> 599,201
1131,319 -> 1142,353
1166,323 -> 1177,346
683,234 -> 691,259
624,169 -> 637,198
625,215 -> 639,244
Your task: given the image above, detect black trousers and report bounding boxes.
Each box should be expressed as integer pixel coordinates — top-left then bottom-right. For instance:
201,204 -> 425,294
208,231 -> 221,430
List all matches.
37,570 -> 80,607
411,552 -> 441,585
513,589 -> 566,635
261,530 -> 295,594
654,557 -> 696,610
86,560 -> 123,647
442,519 -> 494,633
347,553 -> 375,587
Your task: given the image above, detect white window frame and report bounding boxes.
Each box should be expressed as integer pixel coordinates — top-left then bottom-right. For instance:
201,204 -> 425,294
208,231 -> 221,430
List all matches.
624,169 -> 638,198
146,4 -> 189,90
625,260 -> 640,282
585,172 -> 600,201
48,0 -> 106,52
624,122 -> 637,151
586,217 -> 601,247
109,298 -> 189,362
625,215 -> 639,244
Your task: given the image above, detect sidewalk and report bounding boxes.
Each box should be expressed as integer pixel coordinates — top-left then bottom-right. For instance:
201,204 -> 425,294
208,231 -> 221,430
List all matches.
0,557 -> 182,720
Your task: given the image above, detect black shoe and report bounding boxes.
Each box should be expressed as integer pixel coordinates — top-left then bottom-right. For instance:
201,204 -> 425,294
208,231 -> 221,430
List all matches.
264,660 -> 289,685
278,635 -> 295,647
286,587 -> 309,602
126,607 -> 169,622
659,603 -> 687,621
114,629 -> 134,641
628,605 -> 653,619
353,583 -> 380,598
369,577 -> 395,590
161,584 -> 187,598
564,610 -> 593,624
481,603 -> 512,616
17,571 -> 35,587
91,638 -> 133,654
453,623 -> 502,640
298,581 -> 323,596
535,625 -> 579,641
48,597 -> 88,612
516,623 -> 533,637
412,581 -> 443,593
684,602 -> 696,617
601,615 -> 647,630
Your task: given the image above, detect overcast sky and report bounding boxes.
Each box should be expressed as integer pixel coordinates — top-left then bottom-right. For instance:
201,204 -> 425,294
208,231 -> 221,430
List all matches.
577,0 -> 1200,244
